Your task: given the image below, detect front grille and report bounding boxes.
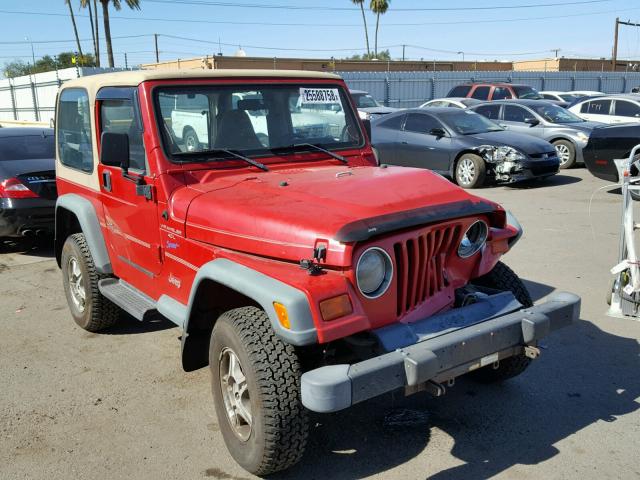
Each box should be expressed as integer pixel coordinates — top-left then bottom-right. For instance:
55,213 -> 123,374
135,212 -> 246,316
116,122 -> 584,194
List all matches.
529,151 -> 557,159
530,161 -> 559,176
393,224 -> 461,316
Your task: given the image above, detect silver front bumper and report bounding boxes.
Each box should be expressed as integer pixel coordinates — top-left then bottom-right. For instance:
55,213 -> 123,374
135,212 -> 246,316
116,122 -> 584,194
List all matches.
301,292 -> 580,413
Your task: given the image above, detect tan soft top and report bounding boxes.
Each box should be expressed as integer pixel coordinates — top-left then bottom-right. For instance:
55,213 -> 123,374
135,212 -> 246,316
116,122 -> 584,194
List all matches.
61,69 -> 342,94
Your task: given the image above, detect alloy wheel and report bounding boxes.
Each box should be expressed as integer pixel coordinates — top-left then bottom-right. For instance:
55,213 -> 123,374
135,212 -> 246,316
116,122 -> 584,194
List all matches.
219,347 -> 253,441
66,256 -> 86,312
458,157 -> 476,186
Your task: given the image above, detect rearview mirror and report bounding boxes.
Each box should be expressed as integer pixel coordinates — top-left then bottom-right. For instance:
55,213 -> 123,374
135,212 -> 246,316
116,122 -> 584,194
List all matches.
524,117 -> 540,127
100,131 -> 130,171
429,127 -> 447,137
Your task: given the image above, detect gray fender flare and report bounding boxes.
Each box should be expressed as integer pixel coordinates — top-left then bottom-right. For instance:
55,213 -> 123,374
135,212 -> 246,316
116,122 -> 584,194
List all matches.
157,258 -> 318,349
56,194 -> 112,274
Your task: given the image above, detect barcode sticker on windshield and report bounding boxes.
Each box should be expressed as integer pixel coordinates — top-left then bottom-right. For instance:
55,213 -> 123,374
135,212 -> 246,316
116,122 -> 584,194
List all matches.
299,88 -> 340,104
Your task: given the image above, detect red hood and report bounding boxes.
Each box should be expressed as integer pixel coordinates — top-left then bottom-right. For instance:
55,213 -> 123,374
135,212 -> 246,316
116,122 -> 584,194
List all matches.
170,165 -> 501,266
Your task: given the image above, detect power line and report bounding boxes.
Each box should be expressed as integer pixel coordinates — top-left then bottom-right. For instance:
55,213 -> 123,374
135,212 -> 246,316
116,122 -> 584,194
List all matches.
145,0 -> 611,11
0,6 -> 639,30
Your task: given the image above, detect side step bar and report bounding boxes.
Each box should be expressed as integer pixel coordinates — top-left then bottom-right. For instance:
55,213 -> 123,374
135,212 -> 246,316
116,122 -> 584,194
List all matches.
98,278 -> 156,321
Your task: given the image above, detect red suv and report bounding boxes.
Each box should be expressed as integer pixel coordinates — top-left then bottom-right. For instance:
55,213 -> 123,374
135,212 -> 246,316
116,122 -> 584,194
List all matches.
54,70 -> 579,475
447,82 -> 545,101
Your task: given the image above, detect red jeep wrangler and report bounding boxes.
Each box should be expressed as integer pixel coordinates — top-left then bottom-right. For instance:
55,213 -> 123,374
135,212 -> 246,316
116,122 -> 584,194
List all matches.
54,70 -> 580,475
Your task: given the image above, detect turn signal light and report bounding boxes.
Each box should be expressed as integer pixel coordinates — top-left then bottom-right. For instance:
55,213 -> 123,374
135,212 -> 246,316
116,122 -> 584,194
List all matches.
319,294 -> 353,322
273,302 -> 290,330
0,178 -> 37,199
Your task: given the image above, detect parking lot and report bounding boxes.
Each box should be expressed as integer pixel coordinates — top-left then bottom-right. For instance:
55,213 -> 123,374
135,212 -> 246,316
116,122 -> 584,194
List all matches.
1,168 -> 639,480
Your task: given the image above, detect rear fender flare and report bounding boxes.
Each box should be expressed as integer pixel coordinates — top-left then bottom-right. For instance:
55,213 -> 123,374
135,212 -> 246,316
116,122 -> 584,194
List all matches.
55,194 -> 112,274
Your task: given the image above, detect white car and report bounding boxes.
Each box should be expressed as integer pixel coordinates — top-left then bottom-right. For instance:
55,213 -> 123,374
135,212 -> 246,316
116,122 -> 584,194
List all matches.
540,91 -> 583,102
568,95 -> 640,124
566,90 -> 605,97
419,97 -> 483,109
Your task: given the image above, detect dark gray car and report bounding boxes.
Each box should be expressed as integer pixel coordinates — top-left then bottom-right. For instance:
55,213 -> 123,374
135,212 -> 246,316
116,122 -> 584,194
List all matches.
0,128 -> 57,237
470,99 -> 602,169
372,108 -> 560,188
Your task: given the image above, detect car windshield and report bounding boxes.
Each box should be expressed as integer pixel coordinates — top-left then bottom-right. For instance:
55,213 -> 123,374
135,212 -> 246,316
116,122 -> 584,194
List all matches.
441,110 -> 504,135
531,104 -> 584,124
155,83 -> 363,161
0,134 -> 54,160
513,86 -> 543,100
354,94 -> 379,108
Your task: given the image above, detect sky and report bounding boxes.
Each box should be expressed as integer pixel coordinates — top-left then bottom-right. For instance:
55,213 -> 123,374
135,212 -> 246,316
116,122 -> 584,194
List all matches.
1,0 -> 640,69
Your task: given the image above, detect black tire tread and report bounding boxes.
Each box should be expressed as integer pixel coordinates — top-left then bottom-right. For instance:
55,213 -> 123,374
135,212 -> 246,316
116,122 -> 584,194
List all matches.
218,307 -> 308,475
471,261 -> 533,383
65,233 -> 119,332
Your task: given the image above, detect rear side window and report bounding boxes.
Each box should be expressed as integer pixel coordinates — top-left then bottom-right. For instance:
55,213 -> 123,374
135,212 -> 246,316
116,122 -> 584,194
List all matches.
100,99 -> 146,171
378,114 -> 405,130
542,93 -> 557,100
504,105 -> 530,123
474,104 -> 501,120
471,86 -> 491,100
614,100 -> 640,117
492,87 -> 512,100
403,113 -> 441,133
584,99 -> 611,115
447,85 -> 471,97
57,88 -> 93,173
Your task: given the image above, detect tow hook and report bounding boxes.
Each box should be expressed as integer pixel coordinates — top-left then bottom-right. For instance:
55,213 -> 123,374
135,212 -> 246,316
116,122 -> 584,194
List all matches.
524,345 -> 541,359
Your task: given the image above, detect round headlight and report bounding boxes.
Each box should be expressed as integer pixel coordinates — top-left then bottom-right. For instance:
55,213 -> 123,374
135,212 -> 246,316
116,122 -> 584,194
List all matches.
356,247 -> 393,298
458,220 -> 488,258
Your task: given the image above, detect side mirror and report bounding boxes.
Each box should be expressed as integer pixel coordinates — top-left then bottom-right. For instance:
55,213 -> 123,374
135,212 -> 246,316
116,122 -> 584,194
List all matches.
100,131 -> 130,171
524,117 -> 540,127
429,127 -> 447,137
362,118 -> 372,140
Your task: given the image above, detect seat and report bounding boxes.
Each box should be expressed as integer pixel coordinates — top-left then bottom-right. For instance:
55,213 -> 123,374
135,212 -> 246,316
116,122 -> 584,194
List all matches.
214,109 -> 263,150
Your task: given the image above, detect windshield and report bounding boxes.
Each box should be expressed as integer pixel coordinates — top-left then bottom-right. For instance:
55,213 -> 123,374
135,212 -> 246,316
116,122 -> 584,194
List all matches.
441,110 -> 504,135
513,86 -> 543,100
155,83 -> 363,161
0,134 -> 54,160
531,104 -> 584,124
354,94 -> 380,108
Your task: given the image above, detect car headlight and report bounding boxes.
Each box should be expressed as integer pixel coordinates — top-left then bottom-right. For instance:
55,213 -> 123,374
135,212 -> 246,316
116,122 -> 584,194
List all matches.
356,247 -> 393,298
358,110 -> 371,121
480,145 -> 526,163
576,131 -> 589,142
458,220 -> 489,258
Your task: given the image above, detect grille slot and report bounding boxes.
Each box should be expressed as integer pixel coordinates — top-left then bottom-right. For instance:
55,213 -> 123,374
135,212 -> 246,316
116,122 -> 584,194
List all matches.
393,224 -> 460,316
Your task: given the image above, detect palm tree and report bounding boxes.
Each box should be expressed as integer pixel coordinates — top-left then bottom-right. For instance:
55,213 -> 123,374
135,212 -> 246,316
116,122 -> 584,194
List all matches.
100,0 -> 141,68
65,0 -> 84,62
80,0 -> 100,67
351,0 -> 370,58
370,0 -> 390,58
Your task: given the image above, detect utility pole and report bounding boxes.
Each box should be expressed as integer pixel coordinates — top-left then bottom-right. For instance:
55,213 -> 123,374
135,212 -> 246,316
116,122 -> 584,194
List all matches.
551,48 -> 561,58
124,52 -> 128,69
154,33 -> 159,63
402,44 -> 406,62
612,18 -> 640,71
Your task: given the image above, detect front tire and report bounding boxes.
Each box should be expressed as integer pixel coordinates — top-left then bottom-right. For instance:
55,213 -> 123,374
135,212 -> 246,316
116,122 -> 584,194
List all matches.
183,127 -> 200,152
61,233 -> 119,332
455,153 -> 486,189
470,262 -> 533,383
553,139 -> 576,169
210,307 -> 308,476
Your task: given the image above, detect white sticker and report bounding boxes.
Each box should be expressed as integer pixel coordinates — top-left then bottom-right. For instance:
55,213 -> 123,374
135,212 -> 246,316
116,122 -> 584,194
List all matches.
623,284 -> 635,296
299,88 -> 341,104
480,352 -> 499,367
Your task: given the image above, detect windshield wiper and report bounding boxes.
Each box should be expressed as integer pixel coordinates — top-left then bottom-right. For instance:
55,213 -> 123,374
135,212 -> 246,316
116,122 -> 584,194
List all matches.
271,143 -> 347,164
173,148 -> 269,171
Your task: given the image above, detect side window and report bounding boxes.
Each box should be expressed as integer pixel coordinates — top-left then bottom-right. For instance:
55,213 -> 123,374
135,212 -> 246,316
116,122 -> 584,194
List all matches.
503,105 -> 529,123
403,113 -> 441,133
492,87 -> 511,100
447,85 -> 472,97
378,114 -> 405,130
614,100 -> 640,117
580,101 -> 590,113
57,88 -> 93,173
542,93 -> 556,100
471,86 -> 491,100
474,104 -> 501,120
100,99 -> 146,171
586,99 -> 612,115
427,101 -> 446,107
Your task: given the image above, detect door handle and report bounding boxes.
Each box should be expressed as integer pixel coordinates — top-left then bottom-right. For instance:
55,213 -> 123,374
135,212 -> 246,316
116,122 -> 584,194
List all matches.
102,171 -> 112,192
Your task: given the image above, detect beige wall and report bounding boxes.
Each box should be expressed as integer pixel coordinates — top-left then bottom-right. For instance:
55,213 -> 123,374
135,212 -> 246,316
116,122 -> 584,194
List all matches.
513,57 -> 640,72
142,55 -> 513,72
